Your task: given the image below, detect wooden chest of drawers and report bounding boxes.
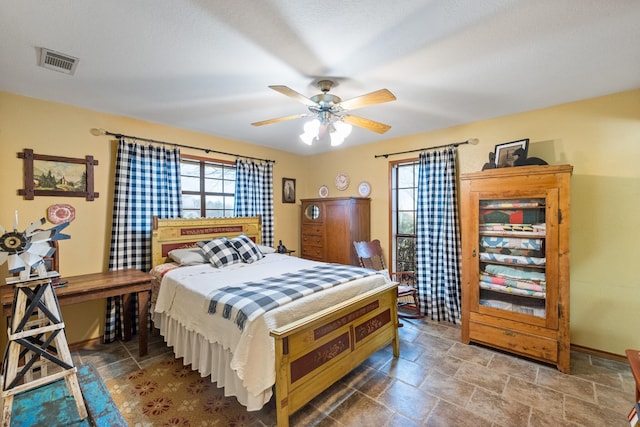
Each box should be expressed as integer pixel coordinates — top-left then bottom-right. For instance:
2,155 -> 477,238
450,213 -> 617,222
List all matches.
300,197 -> 370,265
301,224 -> 325,261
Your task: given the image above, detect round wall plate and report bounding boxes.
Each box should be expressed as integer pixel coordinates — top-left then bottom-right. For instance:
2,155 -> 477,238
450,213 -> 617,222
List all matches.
335,173 -> 349,191
358,181 -> 371,197
48,204 -> 76,224
318,185 -> 329,198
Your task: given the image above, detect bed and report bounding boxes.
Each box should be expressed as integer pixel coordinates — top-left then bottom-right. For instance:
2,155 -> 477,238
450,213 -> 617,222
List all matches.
150,216 -> 399,427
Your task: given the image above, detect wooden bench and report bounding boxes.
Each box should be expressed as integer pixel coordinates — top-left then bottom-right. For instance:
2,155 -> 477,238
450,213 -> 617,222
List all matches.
2,270 -> 153,357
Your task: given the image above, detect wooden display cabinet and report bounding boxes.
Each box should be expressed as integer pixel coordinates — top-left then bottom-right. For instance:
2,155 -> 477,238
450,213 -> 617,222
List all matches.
460,165 -> 572,373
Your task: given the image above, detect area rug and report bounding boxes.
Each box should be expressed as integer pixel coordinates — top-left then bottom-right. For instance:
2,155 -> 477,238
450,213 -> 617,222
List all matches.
105,357 -> 266,426
10,363 -> 126,427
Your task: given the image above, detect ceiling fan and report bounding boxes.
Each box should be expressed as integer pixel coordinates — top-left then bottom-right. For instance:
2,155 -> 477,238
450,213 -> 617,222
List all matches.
251,80 -> 396,141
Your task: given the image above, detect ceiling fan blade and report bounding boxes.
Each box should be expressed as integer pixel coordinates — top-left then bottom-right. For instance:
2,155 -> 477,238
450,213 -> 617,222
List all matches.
343,115 -> 392,134
269,85 -> 319,107
251,114 -> 307,127
339,89 -> 396,111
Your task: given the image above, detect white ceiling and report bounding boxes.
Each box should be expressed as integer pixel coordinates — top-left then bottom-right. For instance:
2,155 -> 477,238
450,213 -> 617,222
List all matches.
2,0 -> 639,156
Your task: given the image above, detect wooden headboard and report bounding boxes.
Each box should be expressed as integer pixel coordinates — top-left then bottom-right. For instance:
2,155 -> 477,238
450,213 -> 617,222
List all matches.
151,216 -> 262,267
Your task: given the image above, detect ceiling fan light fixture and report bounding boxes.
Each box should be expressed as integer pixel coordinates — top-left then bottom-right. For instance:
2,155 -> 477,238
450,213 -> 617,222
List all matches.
300,131 -> 315,145
330,121 -> 352,146
304,118 -> 321,134
258,80 -> 395,146
300,118 -> 321,145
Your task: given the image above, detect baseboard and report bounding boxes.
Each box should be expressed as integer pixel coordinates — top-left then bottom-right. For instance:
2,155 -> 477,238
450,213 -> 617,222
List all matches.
571,343 -> 628,364
69,336 -> 103,351
69,327 -> 160,351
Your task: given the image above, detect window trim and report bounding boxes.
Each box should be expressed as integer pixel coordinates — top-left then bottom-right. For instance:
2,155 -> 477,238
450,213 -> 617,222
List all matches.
181,154 -> 235,218
388,157 -> 419,273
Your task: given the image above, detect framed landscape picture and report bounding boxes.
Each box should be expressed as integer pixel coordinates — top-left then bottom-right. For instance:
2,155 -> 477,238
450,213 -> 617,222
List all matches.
18,149 -> 99,200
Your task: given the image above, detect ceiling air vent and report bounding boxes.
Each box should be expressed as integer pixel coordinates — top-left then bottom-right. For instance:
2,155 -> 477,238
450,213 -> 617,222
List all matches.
38,48 -> 79,75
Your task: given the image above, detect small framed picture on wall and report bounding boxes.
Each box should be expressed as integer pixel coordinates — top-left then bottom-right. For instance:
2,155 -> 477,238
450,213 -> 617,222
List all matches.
282,178 -> 296,203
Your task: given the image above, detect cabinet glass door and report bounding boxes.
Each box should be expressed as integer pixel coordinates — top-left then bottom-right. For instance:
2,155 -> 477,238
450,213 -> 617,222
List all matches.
477,197 -> 547,318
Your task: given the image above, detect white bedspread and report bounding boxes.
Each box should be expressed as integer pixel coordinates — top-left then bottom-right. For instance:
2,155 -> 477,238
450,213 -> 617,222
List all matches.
153,254 -> 389,409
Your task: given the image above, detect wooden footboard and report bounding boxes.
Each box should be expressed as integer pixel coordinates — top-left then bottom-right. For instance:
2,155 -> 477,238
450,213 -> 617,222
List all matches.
270,282 -> 399,427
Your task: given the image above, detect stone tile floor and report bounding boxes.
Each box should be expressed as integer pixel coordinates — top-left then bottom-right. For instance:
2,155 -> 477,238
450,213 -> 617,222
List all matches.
73,318 -> 636,426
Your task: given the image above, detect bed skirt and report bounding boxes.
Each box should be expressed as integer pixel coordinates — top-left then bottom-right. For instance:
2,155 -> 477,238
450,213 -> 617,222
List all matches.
153,312 -> 272,410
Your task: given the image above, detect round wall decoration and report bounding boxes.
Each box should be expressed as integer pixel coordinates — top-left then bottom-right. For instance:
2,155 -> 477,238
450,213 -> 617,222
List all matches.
318,185 -> 329,198
48,204 -> 76,224
335,173 -> 350,191
358,181 -> 371,197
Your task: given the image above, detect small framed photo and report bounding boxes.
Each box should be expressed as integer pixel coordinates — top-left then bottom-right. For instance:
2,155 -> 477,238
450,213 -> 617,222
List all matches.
494,139 -> 529,168
282,177 -> 296,203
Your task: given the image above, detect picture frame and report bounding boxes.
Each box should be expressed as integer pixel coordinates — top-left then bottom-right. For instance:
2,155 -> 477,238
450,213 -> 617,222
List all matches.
282,177 -> 296,204
494,139 -> 529,168
17,149 -> 99,200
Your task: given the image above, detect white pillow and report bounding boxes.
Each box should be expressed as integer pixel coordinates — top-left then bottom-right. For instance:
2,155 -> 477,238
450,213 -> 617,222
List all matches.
257,244 -> 276,254
168,248 -> 207,266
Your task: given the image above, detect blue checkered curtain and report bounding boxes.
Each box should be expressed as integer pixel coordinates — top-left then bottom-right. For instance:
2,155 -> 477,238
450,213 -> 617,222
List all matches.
233,159 -> 274,247
104,139 -> 181,343
415,147 -> 462,323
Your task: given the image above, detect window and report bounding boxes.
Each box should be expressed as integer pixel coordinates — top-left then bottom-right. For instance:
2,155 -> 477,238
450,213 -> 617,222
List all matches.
180,155 -> 236,218
391,160 -> 419,273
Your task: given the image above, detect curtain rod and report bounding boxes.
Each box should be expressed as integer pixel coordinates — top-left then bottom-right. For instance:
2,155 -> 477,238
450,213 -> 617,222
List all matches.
90,128 -> 276,163
374,138 -> 479,159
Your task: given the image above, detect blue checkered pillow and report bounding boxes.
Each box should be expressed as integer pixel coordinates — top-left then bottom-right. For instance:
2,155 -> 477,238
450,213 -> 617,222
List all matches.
197,238 -> 241,268
230,234 -> 264,264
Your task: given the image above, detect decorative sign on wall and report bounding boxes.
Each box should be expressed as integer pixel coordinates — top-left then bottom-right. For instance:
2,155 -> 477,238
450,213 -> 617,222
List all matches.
17,149 -> 99,200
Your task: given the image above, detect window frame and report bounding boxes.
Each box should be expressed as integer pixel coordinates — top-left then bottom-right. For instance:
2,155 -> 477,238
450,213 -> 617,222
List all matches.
389,157 -> 419,273
180,154 -> 236,218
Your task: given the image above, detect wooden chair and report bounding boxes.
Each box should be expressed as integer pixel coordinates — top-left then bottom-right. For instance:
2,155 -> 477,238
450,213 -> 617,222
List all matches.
353,240 -> 421,319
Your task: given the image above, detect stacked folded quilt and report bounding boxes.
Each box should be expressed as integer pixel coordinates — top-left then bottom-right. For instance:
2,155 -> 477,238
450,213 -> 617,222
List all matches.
479,223 -> 546,236
484,264 -> 546,282
480,236 -> 543,250
477,200 -> 547,317
480,200 -> 543,209
479,252 -> 546,266
479,264 -> 546,298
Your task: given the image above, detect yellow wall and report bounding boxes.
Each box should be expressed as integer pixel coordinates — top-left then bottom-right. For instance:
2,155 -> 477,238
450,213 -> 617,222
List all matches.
298,89 -> 640,355
1,89 -> 638,356
0,91 -> 305,345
